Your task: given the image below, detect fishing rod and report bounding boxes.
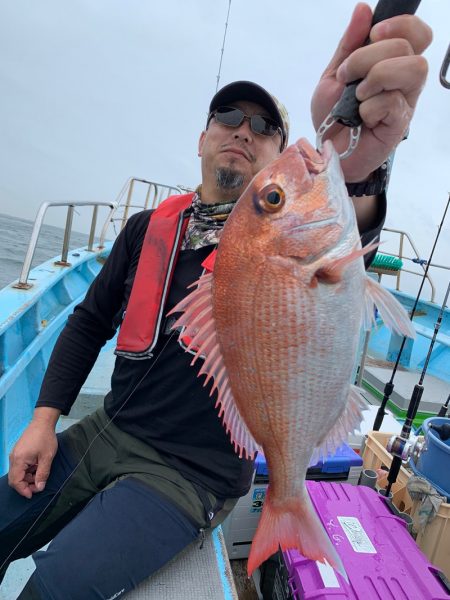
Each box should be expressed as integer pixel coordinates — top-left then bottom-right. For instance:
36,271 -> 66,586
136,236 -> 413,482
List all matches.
384,281 -> 450,497
215,0 -> 232,93
372,194 -> 450,431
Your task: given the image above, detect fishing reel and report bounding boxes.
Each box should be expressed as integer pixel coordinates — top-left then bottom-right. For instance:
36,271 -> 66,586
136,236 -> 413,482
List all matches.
387,434 -> 425,463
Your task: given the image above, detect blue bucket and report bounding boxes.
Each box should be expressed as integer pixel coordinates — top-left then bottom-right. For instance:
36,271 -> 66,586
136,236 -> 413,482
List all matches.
415,417 -> 450,498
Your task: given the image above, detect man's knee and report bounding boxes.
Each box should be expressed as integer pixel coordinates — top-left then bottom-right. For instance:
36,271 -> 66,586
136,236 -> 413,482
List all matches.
18,479 -> 201,600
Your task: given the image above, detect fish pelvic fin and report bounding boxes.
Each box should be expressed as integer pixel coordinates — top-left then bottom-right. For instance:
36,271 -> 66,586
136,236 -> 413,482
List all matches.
364,276 -> 416,338
168,271 -> 260,460
247,488 -> 348,582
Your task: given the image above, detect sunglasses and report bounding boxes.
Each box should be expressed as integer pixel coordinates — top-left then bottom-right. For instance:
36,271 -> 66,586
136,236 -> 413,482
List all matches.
208,106 -> 282,140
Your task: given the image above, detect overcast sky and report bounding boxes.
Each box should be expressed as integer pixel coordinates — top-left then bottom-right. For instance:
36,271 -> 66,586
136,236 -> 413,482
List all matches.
0,1 -> 449,303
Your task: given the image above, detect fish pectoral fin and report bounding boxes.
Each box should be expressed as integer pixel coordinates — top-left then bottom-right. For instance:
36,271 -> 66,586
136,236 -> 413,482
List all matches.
312,385 -> 366,463
168,271 -> 260,460
310,241 -> 380,287
364,276 -> 416,338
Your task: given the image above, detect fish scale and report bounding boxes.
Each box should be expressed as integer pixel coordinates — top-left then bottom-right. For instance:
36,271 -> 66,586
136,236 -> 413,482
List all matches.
252,276 -> 349,459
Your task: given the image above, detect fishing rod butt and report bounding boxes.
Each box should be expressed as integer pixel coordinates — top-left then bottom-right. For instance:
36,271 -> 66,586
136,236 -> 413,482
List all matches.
385,455 -> 403,498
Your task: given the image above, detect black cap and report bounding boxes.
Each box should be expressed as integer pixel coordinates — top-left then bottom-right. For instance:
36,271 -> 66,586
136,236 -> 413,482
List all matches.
208,80 -> 289,150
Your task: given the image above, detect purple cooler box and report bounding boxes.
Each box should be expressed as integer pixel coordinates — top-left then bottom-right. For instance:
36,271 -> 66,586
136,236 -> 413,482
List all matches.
282,481 -> 450,600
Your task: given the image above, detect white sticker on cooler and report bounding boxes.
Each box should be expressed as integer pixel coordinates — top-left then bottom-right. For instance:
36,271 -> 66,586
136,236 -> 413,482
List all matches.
337,516 -> 377,554
316,560 -> 341,588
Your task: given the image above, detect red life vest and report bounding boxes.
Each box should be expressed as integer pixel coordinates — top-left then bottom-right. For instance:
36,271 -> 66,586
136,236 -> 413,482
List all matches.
115,193 -> 194,358
115,193 -> 218,358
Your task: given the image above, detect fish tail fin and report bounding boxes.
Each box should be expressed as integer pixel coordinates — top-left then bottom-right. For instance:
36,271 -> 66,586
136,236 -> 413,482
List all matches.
247,488 -> 348,582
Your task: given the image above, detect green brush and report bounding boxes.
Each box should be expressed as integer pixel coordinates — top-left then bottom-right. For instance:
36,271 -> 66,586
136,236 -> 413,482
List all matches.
369,253 -> 403,275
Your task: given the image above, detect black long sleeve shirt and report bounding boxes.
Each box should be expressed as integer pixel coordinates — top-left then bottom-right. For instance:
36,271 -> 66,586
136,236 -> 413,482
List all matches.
36,195 -> 386,498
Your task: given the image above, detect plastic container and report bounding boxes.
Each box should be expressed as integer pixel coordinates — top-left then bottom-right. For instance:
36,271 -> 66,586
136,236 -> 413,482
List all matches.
415,417 -> 450,498
363,431 -> 450,579
254,444 -> 363,483
282,481 -> 450,599
410,458 -> 450,502
357,469 -> 377,489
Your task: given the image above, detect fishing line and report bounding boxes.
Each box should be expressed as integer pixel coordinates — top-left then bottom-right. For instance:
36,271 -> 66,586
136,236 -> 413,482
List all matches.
215,0 -> 232,93
0,329 -> 179,573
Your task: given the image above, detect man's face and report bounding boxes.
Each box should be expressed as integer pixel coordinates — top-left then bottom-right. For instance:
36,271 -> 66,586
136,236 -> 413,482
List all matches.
198,100 -> 282,198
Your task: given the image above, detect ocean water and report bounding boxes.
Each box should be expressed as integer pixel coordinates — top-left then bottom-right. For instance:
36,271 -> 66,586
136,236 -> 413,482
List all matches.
0,212 -> 90,290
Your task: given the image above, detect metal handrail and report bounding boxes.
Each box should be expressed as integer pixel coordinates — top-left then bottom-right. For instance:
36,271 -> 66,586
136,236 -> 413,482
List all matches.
14,201 -> 116,289
98,178 -> 183,247
381,227 -> 441,302
119,178 -> 183,228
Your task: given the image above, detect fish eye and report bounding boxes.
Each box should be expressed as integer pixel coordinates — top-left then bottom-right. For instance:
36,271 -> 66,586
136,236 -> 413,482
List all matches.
258,185 -> 285,213
267,191 -> 281,204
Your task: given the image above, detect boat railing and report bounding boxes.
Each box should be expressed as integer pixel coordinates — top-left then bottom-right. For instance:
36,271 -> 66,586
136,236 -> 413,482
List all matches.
13,201 -> 117,290
379,227 -> 450,303
13,179 -> 187,290
98,178 -> 184,247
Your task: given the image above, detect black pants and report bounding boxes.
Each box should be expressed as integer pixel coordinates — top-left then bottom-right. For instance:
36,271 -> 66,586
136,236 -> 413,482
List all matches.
0,409 -> 237,599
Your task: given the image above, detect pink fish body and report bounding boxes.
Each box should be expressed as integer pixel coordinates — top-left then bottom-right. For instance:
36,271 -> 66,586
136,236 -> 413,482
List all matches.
171,138 -> 414,579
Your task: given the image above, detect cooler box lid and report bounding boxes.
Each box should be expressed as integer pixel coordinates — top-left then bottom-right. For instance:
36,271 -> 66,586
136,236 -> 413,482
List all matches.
309,444 -> 362,474
255,444 -> 362,478
283,481 -> 450,599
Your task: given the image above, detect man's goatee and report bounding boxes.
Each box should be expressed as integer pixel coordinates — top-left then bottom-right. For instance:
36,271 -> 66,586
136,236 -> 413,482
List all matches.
215,168 -> 244,191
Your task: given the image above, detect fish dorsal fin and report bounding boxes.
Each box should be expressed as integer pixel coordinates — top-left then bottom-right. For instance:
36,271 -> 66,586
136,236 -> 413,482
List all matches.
364,276 -> 416,337
168,271 -> 260,459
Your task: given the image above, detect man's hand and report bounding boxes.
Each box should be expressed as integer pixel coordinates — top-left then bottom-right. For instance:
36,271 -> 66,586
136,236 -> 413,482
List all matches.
311,2 -> 432,183
8,407 -> 60,498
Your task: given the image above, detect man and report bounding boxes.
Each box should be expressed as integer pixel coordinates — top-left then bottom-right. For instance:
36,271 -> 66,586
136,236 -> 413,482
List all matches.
0,5 -> 432,599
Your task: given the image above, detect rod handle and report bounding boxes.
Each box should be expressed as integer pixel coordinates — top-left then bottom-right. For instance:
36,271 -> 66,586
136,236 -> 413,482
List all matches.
332,0 -> 422,127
